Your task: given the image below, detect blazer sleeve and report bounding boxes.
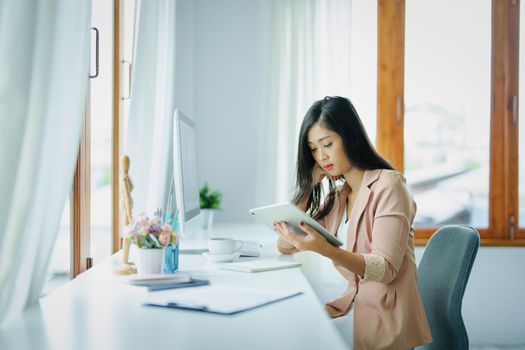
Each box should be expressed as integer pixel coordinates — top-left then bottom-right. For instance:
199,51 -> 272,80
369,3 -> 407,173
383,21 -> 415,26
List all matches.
370,173 -> 413,284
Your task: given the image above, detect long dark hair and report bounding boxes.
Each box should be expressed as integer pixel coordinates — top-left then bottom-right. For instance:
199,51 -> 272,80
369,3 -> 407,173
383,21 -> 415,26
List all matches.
292,96 -> 394,220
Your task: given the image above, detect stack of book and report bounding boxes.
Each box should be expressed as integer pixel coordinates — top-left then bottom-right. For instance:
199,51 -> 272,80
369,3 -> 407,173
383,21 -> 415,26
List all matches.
128,273 -> 209,291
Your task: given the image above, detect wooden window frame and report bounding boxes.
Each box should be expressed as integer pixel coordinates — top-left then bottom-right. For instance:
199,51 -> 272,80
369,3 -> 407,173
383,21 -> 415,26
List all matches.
491,0 -> 520,241
72,101 -> 91,278
377,0 -> 405,173
112,0 -> 121,254
72,0 -> 122,277
377,0 -> 524,245
518,0 -> 525,239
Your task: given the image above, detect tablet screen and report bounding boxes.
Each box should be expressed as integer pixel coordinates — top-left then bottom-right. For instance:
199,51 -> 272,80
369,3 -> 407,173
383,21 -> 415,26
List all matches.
249,202 -> 343,247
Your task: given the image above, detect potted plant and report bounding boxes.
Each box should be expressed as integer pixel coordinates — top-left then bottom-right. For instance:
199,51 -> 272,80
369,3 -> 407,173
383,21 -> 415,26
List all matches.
200,183 -> 222,230
124,212 -> 179,275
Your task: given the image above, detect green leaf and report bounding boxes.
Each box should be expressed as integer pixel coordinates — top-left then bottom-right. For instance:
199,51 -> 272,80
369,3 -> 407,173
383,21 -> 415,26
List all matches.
200,183 -> 222,209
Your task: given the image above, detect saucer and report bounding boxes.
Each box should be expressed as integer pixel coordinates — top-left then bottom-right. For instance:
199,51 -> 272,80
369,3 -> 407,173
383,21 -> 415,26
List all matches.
202,252 -> 241,263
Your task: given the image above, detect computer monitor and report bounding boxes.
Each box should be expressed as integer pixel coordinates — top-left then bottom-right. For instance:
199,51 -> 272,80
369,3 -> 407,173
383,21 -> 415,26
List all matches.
172,109 -> 201,238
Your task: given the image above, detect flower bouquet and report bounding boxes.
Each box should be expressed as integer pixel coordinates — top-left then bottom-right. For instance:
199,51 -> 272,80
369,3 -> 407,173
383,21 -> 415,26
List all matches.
125,211 -> 179,275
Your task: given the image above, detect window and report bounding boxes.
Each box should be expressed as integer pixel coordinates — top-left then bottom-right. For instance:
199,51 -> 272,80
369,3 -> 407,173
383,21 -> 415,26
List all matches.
404,0 -> 491,229
513,0 -> 525,228
120,0 -> 137,145
45,0 -> 123,282
377,0 -> 522,243
90,0 -> 114,266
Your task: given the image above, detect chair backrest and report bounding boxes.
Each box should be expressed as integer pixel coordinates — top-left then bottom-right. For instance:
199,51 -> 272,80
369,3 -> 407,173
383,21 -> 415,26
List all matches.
416,225 -> 480,350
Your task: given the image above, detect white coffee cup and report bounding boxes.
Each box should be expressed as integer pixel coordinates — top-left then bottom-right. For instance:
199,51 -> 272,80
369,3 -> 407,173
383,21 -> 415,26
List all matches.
208,238 -> 243,255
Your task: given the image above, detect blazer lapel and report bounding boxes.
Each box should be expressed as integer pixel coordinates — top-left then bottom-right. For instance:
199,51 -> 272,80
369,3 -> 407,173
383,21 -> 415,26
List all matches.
346,169 -> 382,252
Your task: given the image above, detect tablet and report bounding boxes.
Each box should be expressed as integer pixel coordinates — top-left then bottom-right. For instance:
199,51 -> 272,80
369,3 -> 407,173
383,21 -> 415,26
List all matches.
249,202 -> 343,247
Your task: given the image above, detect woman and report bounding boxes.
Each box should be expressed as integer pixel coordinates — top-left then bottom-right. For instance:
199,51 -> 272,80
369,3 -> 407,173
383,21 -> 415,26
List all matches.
275,96 -> 432,349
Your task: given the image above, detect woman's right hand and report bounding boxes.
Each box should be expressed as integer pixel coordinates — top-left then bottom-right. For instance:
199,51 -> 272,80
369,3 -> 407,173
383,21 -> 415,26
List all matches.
312,164 -> 342,186
312,164 -> 326,186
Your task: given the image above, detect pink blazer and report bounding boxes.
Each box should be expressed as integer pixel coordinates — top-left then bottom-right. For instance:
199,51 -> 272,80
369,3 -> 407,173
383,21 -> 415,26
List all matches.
319,169 -> 432,349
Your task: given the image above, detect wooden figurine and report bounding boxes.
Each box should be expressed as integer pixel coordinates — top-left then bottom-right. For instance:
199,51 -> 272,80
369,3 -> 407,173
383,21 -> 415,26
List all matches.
115,155 -> 137,275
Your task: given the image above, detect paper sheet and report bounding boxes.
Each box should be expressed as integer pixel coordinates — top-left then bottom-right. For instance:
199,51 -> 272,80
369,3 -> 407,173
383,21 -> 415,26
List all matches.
144,285 -> 303,315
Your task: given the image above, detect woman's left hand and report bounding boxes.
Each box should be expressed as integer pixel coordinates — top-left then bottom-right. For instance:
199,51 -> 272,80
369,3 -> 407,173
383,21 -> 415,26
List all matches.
274,221 -> 332,256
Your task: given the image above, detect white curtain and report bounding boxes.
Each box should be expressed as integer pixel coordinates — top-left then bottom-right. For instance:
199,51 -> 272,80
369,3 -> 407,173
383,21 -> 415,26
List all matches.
0,0 -> 91,328
255,0 -> 352,206
125,0 -> 177,218
255,0 -> 352,292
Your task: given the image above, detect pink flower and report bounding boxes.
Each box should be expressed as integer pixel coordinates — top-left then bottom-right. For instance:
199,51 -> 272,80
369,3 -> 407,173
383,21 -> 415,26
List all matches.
126,212 -> 178,248
158,232 -> 171,246
161,224 -> 173,234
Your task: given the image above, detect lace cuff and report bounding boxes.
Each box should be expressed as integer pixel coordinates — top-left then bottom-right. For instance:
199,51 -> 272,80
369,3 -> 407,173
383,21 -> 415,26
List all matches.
362,253 -> 386,282
278,237 -> 295,249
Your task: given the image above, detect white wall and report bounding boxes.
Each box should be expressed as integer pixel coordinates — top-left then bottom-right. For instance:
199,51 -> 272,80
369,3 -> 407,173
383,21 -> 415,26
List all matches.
175,0 -> 270,223
174,1 -> 525,346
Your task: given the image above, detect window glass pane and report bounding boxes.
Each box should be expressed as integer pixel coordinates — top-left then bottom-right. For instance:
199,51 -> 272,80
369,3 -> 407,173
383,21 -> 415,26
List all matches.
350,1 -> 377,144
90,0 -> 113,264
43,198 -> 70,296
404,0 -> 490,228
518,3 -> 525,227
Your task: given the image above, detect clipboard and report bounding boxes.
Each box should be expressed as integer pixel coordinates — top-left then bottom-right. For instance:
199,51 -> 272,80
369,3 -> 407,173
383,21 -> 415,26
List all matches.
144,285 -> 303,315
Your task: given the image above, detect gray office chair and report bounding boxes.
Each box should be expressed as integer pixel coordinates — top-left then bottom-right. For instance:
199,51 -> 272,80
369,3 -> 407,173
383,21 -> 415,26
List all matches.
416,225 -> 480,350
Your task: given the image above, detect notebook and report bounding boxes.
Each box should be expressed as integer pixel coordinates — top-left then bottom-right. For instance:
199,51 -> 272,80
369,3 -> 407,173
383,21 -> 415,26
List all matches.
218,259 -> 301,273
144,285 -> 303,315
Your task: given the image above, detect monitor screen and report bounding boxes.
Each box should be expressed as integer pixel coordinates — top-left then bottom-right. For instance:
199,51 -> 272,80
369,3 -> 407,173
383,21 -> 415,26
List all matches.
173,109 -> 200,236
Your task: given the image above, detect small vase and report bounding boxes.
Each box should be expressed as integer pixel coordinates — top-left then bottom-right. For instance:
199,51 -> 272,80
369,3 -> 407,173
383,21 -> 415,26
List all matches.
137,248 -> 163,275
201,209 -> 215,231
162,242 -> 179,274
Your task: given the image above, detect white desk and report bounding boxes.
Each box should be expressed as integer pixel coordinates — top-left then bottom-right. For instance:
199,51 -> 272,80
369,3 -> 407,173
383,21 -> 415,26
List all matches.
0,224 -> 349,350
